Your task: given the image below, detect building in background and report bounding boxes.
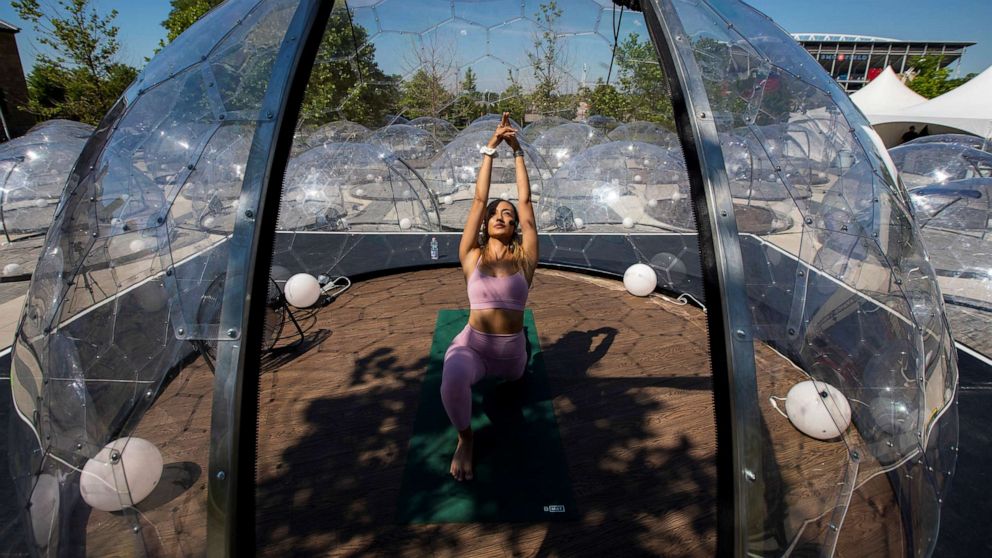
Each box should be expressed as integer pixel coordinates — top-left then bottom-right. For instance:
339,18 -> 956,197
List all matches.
0,19 -> 34,141
794,33 -> 974,92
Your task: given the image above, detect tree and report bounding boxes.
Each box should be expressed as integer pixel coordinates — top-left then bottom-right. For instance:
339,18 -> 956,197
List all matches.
12,0 -> 138,124
615,33 -> 674,128
905,56 -> 975,99
496,70 -> 528,125
528,1 -> 570,117
451,68 -> 483,126
587,80 -> 628,121
297,8 -> 401,127
159,0 -> 221,48
399,35 -> 455,119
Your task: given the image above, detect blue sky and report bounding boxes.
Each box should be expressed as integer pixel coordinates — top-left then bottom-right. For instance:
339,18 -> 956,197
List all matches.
1,0 -> 989,84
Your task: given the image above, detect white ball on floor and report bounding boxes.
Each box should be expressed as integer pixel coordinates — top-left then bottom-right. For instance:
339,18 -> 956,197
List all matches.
623,263 -> 657,296
443,195 -> 453,205
80,437 -> 163,512
445,178 -> 454,186
633,174 -> 643,183
355,188 -> 365,196
672,192 -> 682,201
500,191 -> 510,200
622,217 -> 634,229
399,217 -> 412,230
573,217 -> 584,228
285,273 -> 321,308
34,198 -> 49,208
129,239 -> 147,253
3,263 -> 23,276
785,380 -> 851,440
648,198 -> 658,208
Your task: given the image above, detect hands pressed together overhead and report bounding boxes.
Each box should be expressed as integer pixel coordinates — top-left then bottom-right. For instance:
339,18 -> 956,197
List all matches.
487,112 -> 521,151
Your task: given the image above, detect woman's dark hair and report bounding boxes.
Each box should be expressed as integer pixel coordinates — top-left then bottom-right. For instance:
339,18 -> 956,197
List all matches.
478,198 -> 528,271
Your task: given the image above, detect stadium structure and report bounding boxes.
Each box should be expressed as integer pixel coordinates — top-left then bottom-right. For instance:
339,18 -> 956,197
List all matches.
794,33 -> 974,91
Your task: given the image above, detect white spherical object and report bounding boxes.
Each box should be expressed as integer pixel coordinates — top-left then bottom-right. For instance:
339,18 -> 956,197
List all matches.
34,198 -> 49,208
648,198 -> 658,208
500,191 -> 510,201
366,173 -> 375,181
622,217 -> 635,229
111,217 -> 122,225
284,273 -> 321,308
541,211 -> 552,223
623,263 -> 657,296
784,380 -> 852,440
202,216 -> 216,229
355,188 -> 365,196
399,217 -> 412,230
443,195 -> 453,205
633,174 -> 643,183
672,191 -> 682,201
573,217 -> 584,228
129,239 -> 147,253
80,437 -> 164,512
532,183 -> 541,193
30,473 -> 59,547
3,263 -> 23,276
445,178 -> 455,186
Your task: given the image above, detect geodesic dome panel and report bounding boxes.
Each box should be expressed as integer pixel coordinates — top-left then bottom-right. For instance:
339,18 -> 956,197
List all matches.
278,142 -> 439,232
304,120 -> 371,147
532,122 -> 608,169
666,0 -> 958,553
408,116 -> 458,143
7,0 -> 303,554
538,141 -> 691,232
521,116 -> 570,141
368,124 -> 444,167
890,142 -> 992,189
0,122 -> 91,238
906,133 -> 992,153
608,120 -> 679,147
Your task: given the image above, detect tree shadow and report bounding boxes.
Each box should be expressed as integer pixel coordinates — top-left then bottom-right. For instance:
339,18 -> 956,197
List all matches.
254,325 -> 719,556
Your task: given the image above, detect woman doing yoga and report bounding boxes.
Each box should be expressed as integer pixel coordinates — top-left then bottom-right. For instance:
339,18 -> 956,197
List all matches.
441,113 -> 539,482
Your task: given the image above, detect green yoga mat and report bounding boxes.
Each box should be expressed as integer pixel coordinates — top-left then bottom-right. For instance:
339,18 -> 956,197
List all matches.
396,309 -> 576,524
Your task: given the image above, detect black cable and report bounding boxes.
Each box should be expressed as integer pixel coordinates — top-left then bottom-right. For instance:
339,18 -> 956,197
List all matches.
344,2 -> 364,84
606,5 -> 625,85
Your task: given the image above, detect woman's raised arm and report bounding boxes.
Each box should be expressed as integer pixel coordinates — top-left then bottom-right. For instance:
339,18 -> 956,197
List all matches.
457,119 -> 505,268
502,121 -> 539,276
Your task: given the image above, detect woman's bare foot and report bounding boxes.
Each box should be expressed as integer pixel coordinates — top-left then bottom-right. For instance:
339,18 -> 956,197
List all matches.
450,428 -> 474,481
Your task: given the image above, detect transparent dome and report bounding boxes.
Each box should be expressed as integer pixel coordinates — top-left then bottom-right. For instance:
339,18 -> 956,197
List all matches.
408,116 -> 458,143
278,142 -> 439,232
585,114 -> 621,134
531,122 -> 608,169
521,115 -> 570,141
424,129 -> 550,229
302,120 -> 370,148
0,120 -> 93,239
5,1 -> 957,556
890,142 -> 992,189
367,124 -> 444,167
538,141 -> 691,232
906,133 -> 992,153
458,113 -> 522,137
607,120 -> 679,148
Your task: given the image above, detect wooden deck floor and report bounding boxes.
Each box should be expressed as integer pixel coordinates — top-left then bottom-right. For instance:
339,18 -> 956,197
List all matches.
84,267 -> 903,557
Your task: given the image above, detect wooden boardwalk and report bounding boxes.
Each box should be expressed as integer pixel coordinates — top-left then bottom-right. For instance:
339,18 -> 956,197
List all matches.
84,267 -> 903,557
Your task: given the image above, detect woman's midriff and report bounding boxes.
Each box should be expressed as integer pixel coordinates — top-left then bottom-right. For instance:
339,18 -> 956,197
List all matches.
468,308 -> 524,334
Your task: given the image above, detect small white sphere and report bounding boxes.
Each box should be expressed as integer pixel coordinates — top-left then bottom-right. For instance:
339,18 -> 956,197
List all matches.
285,273 -> 321,308
623,263 -> 657,296
445,178 -> 454,186
672,191 -> 682,201
129,239 -> 147,253
500,191 -> 510,201
532,183 -> 541,193
622,217 -> 635,229
111,217 -> 122,226
573,217 -> 584,228
541,211 -> 552,223
80,437 -> 164,512
34,198 -> 49,208
633,174 -> 643,183
443,195 -> 453,205
402,189 -> 412,197
399,217 -> 412,230
784,380 -> 852,440
355,188 -> 365,196
648,198 -> 658,208
3,263 -> 23,276
366,173 -> 375,181
202,216 -> 216,229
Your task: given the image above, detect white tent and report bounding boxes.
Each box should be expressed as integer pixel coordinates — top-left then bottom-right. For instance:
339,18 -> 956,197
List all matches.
868,64 -> 992,145
850,66 -> 926,115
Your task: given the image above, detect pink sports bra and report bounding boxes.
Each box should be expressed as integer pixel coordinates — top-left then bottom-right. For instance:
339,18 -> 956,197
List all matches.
468,256 -> 529,311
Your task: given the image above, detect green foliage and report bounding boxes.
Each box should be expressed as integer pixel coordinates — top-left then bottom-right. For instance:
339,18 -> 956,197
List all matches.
586,80 -> 628,121
614,33 -> 674,128
496,71 -> 528,126
528,1 -> 569,117
400,69 -> 454,119
12,0 -> 137,124
906,56 -> 975,99
450,68 -> 483,126
298,9 -> 400,128
159,0 -> 221,48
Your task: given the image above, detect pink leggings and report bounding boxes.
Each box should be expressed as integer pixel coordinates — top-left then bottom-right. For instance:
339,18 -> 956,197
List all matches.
440,324 -> 527,431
